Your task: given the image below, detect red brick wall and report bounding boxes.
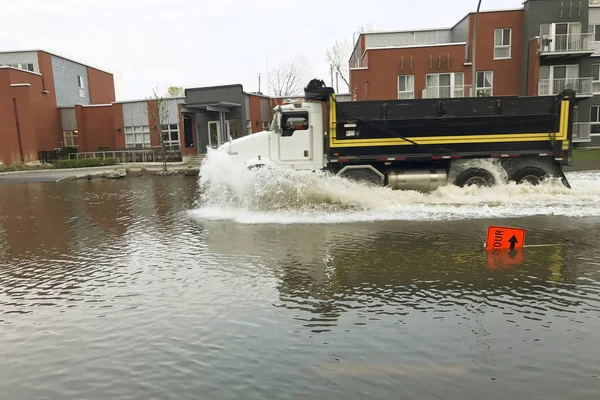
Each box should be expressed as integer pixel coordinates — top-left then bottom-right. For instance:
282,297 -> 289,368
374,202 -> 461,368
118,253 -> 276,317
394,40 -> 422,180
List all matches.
350,44 -> 468,101
468,10 -> 524,96
0,69 -> 45,166
349,10 -> 525,101
179,105 -> 196,156
249,95 -> 263,133
37,51 -> 56,98
36,51 -> 63,149
87,67 -> 116,104
527,38 -> 540,96
77,105 -> 116,151
112,103 -> 126,149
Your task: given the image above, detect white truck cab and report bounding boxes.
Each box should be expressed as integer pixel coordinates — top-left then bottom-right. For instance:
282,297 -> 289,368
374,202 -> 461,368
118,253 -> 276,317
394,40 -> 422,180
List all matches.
218,100 -> 325,171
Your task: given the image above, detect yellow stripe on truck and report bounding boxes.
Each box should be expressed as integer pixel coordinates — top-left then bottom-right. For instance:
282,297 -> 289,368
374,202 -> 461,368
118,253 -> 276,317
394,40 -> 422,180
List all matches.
330,133 -> 559,148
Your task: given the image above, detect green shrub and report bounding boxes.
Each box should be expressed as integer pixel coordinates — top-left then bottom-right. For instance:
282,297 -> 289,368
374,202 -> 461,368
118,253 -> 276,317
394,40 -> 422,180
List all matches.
54,157 -> 119,169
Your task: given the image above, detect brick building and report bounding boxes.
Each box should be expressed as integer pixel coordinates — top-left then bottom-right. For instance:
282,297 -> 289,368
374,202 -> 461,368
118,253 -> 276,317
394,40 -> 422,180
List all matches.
0,49 -> 277,166
0,50 -> 115,166
349,0 -> 600,146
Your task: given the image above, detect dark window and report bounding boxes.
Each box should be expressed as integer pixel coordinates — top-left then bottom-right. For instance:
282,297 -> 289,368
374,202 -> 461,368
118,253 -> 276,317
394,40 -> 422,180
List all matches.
590,106 -> 599,123
281,112 -> 309,137
595,25 -> 600,41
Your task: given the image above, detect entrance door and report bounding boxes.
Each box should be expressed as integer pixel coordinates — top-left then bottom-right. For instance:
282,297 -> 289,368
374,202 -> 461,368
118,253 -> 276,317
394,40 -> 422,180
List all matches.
183,115 -> 194,151
278,111 -> 312,161
208,121 -> 221,148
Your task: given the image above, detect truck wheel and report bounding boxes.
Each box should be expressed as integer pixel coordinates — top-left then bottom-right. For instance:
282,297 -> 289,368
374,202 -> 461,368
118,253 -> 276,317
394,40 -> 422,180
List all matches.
455,168 -> 495,188
341,168 -> 382,186
510,166 -> 548,185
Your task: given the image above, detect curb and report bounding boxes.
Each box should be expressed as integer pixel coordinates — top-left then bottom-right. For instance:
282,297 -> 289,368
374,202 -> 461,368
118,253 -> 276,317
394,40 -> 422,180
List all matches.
0,163 -> 190,176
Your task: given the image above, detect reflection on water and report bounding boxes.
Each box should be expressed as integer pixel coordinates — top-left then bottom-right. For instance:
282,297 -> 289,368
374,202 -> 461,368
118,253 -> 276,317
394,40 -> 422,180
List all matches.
0,176 -> 599,400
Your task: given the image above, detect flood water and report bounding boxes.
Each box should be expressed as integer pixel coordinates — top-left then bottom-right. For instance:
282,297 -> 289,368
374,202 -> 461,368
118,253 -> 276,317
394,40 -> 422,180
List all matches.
1,155 -> 600,400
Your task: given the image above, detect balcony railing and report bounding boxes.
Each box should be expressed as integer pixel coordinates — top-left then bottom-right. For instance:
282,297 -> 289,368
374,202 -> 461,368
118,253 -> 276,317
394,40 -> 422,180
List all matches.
422,85 -> 473,99
538,77 -> 593,97
573,122 -> 592,143
421,85 -> 495,99
539,33 -> 595,54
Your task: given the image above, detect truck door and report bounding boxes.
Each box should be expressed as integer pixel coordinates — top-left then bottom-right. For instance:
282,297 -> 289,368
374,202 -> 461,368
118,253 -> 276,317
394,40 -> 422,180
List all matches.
278,111 -> 312,161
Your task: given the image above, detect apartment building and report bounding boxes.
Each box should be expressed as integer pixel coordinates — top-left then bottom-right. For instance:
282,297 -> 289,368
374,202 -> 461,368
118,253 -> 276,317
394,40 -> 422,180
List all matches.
349,0 -> 600,147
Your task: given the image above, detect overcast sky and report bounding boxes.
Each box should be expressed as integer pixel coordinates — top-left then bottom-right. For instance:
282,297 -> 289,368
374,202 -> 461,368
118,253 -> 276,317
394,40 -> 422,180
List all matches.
2,0 -> 524,100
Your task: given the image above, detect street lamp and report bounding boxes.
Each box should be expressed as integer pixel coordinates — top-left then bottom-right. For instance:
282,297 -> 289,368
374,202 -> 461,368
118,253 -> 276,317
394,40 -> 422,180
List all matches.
471,0 -> 482,97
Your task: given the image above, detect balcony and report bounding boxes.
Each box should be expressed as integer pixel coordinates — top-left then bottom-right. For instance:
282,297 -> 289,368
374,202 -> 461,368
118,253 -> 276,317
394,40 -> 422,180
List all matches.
573,122 -> 592,143
539,33 -> 595,57
422,85 -> 473,99
538,77 -> 593,97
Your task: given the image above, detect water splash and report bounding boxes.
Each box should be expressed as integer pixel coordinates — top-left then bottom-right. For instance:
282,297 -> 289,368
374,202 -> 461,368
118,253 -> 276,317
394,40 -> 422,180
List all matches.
190,149 -> 600,224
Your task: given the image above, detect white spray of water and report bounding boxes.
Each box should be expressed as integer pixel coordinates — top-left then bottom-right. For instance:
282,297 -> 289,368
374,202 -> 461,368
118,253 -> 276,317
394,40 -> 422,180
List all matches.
189,149 -> 600,224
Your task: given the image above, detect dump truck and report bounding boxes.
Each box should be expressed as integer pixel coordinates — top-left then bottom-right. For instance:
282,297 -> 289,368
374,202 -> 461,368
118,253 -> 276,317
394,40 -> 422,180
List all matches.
219,79 -> 576,191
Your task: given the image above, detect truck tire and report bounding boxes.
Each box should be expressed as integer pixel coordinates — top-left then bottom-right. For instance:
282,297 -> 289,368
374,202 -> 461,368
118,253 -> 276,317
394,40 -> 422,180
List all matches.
510,166 -> 548,185
341,168 -> 383,186
454,168 -> 496,188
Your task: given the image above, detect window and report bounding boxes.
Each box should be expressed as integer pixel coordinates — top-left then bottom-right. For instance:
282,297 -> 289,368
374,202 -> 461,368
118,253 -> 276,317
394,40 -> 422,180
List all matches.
476,71 -> 493,96
63,130 -> 78,147
425,72 -> 465,98
590,106 -> 600,135
227,120 -> 240,139
3,63 -> 34,72
281,112 -> 309,137
593,25 -> 600,41
262,121 -> 270,131
160,124 -> 180,150
77,75 -> 85,97
494,28 -> 512,59
397,75 -> 415,99
593,65 -> 600,93
124,125 -> 151,148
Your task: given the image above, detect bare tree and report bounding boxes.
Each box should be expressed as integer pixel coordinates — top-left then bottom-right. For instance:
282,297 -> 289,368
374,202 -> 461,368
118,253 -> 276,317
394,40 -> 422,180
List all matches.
267,56 -> 310,97
167,86 -> 184,97
326,39 -> 352,92
147,87 -> 170,172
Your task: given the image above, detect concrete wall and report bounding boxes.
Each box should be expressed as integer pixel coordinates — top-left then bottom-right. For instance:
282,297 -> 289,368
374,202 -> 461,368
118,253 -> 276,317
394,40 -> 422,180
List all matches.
51,54 -> 91,107
522,0 -> 590,94
121,101 -> 149,126
0,51 -> 39,73
185,85 -> 249,147
452,16 -> 470,43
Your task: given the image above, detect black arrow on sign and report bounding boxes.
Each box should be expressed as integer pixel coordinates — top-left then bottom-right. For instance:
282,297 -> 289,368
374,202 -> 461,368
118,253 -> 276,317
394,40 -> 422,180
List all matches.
508,235 -> 518,249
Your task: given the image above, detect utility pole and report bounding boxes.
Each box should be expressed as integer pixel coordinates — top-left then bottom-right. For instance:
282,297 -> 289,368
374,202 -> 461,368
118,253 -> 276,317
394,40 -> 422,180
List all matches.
330,65 -> 334,88
471,0 -> 482,97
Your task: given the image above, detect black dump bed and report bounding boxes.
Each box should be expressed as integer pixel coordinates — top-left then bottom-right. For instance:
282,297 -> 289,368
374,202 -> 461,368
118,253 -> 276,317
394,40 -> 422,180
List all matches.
330,94 -> 574,161
304,79 -> 576,163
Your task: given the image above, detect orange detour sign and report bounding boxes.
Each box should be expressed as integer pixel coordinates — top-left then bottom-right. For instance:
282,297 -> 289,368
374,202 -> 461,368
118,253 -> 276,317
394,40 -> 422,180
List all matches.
485,226 -> 526,251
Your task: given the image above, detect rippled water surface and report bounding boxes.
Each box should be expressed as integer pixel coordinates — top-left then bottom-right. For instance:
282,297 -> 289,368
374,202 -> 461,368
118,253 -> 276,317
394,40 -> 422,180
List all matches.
1,165 -> 600,399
